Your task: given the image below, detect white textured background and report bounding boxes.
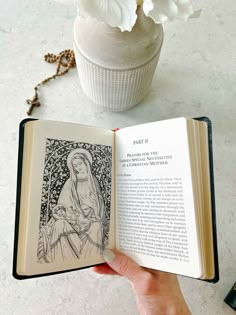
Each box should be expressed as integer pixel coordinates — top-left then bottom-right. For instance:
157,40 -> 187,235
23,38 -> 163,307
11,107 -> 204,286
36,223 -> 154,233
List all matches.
0,0 -> 235,314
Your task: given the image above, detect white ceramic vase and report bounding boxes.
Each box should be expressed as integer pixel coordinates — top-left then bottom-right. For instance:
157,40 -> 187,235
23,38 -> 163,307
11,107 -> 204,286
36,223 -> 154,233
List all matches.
73,7 -> 163,111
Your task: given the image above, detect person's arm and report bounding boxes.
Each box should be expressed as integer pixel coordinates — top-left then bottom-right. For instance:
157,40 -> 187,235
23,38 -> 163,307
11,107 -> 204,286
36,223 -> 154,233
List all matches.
93,249 -> 191,315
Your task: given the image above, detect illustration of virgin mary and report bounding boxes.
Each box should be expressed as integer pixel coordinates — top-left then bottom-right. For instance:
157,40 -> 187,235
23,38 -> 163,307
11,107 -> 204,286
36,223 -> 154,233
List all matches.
58,148 -> 105,254
38,148 -> 105,263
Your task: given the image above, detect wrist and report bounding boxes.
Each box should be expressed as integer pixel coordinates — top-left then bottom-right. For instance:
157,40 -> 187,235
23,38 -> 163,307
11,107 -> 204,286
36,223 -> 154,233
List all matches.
135,293 -> 191,315
165,300 -> 191,315
139,300 -> 191,315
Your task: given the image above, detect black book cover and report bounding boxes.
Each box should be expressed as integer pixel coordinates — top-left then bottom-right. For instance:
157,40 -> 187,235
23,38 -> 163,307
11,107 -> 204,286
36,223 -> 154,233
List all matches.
13,118 -> 36,279
193,117 -> 219,283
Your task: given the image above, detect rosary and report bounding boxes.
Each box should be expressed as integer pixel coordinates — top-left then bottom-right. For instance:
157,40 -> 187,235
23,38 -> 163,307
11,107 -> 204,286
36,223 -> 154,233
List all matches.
26,49 -> 76,115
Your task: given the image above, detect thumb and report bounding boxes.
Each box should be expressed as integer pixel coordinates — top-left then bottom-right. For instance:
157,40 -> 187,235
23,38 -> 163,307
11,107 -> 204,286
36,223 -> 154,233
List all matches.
102,249 -> 143,283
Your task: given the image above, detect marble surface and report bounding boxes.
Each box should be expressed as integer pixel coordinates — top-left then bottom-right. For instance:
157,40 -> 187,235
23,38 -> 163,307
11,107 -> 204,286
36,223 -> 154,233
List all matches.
0,0 -> 235,314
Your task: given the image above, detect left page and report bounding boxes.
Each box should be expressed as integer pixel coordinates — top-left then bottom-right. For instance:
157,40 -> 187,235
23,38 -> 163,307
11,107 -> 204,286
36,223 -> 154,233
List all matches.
17,120 -> 115,276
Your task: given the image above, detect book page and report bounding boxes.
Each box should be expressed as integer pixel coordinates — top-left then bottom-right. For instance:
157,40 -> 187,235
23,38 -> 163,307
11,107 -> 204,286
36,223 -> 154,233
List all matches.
18,120 -> 115,276
115,118 -> 202,278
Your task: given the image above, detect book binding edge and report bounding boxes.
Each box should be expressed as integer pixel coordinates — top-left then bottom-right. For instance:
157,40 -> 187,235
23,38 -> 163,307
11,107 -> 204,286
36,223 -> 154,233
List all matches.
194,116 -> 219,283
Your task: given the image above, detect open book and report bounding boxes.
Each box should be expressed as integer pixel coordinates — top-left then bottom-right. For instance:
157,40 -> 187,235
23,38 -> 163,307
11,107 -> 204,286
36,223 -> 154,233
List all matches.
13,117 -> 219,282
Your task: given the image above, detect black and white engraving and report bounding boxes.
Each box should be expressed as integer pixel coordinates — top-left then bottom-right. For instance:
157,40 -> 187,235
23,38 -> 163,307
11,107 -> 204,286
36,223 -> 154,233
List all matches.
37,139 -> 112,263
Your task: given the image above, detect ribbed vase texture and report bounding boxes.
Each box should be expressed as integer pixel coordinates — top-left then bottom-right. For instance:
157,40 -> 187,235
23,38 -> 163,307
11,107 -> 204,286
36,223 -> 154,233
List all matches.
74,8 -> 163,111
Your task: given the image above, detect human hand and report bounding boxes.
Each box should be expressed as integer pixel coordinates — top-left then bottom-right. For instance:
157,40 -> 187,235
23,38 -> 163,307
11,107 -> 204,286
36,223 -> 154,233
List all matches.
92,249 -> 191,315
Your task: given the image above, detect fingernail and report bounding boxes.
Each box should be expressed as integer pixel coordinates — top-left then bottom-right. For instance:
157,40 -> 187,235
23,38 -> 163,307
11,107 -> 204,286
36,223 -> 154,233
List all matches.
102,249 -> 116,263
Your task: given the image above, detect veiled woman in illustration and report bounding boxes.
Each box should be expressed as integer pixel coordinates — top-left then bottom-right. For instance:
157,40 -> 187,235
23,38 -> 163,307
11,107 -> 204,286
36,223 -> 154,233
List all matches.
38,148 -> 105,263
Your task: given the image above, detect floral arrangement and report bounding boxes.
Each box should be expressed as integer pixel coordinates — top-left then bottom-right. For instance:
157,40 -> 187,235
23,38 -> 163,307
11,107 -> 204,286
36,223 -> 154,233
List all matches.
57,0 -> 200,31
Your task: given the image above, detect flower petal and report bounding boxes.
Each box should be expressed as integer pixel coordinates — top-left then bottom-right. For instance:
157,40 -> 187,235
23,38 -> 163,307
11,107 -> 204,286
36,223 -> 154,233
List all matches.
143,0 -> 178,23
74,0 -> 138,32
143,0 -> 196,23
175,0 -> 194,21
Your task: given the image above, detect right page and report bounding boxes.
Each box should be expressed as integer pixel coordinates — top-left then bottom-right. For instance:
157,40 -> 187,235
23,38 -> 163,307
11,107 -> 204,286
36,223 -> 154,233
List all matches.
115,117 -> 202,278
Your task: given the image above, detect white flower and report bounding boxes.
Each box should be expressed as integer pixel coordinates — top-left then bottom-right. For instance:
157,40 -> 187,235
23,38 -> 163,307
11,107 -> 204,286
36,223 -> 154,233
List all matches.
74,0 -> 138,32
55,0 -> 200,31
143,0 -> 195,24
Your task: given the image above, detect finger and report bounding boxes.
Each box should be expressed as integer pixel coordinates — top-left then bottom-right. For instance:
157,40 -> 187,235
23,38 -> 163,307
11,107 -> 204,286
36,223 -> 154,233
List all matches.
92,264 -> 121,276
102,249 -> 144,283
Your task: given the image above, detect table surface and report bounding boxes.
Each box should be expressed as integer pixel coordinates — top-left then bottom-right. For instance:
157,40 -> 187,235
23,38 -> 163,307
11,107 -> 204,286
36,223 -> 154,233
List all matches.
0,0 -> 235,314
